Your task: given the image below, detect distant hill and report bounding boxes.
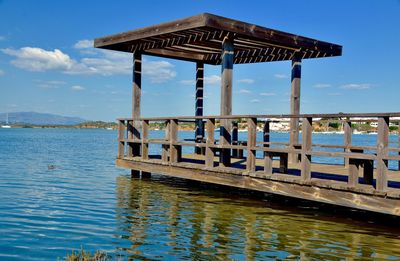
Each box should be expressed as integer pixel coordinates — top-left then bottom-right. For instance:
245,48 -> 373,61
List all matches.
0,112 -> 86,125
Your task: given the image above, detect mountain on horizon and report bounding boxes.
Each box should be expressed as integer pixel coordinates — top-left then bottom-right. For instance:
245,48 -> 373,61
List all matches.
0,112 -> 86,125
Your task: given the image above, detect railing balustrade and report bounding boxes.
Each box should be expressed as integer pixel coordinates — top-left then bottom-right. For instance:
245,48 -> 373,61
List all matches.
117,113 -> 400,193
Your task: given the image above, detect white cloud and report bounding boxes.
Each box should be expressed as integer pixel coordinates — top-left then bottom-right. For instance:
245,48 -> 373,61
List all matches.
341,83 -> 372,90
274,74 -> 288,79
2,46 -> 177,83
1,47 -> 74,72
0,70 -> 4,76
71,85 -> 85,91
74,39 -> 93,49
204,75 -> 221,85
143,60 -> 176,83
314,83 -> 331,88
260,92 -> 276,96
239,89 -> 251,94
250,99 -> 260,103
237,78 -> 254,84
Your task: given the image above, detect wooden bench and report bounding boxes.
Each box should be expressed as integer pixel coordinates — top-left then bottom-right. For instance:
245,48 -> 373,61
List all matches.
348,147 -> 374,186
264,151 -> 288,174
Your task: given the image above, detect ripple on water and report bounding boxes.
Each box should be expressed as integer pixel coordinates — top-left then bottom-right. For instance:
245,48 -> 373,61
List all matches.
1,129 -> 400,260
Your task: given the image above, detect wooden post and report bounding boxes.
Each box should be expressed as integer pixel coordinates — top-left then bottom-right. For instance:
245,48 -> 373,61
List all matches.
398,122 -> 400,171
117,120 -> 126,159
220,35 -> 234,167
263,120 -> 270,155
232,121 -> 239,158
246,117 -> 257,172
344,120 -> 352,167
141,120 -> 149,160
162,120 -> 170,162
289,56 -> 301,163
169,119 -> 179,163
132,52 -> 142,156
195,62 -> 204,154
301,117 -> 312,181
142,171 -> 151,179
263,120 -> 272,175
127,120 -> 133,157
205,118 -> 215,168
376,116 -> 389,192
348,158 -> 359,188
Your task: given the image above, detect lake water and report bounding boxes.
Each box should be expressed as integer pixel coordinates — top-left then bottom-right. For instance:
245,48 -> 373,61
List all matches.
1,128 -> 400,260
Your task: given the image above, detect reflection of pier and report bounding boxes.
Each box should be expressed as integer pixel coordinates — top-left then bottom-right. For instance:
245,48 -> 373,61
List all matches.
115,176 -> 400,259
95,14 -> 400,216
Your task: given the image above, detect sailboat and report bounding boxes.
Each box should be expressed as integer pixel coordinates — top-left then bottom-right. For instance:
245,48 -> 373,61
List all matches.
1,113 -> 11,128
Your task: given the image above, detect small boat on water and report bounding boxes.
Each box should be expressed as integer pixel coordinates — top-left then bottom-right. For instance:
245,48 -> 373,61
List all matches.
1,113 -> 11,128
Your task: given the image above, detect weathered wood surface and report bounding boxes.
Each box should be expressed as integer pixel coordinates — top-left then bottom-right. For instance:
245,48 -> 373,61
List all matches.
141,120 -> 149,160
94,13 -> 342,65
289,57 -> 301,163
117,112 -> 400,216
132,52 -> 142,156
219,35 -> 234,167
117,120 -> 125,158
246,118 -> 257,172
195,62 -> 204,155
117,112 -> 400,121
205,119 -> 215,168
376,117 -> 389,192
116,157 -> 400,216
301,117 -> 312,181
344,120 -> 352,167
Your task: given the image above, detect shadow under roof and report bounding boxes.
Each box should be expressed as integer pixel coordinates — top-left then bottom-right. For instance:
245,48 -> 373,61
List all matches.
94,13 -> 342,65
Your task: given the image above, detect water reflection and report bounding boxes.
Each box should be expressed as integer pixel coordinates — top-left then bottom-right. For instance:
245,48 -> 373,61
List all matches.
115,175 -> 400,260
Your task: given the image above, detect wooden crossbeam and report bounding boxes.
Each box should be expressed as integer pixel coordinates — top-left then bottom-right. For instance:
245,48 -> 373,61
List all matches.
130,29 -> 224,52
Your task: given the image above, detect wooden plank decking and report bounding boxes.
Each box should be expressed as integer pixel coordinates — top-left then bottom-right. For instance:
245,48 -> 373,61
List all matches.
115,113 -> 400,216
117,154 -> 400,216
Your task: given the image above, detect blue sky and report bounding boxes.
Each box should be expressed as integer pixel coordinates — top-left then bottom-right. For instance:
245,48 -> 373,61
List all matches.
0,0 -> 399,121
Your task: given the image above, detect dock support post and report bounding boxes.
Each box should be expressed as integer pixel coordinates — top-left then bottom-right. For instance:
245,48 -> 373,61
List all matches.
344,119 -> 352,167
301,117 -> 312,181
118,120 -> 126,159
131,169 -> 140,178
141,171 -> 151,179
398,121 -> 400,171
263,120 -> 270,156
246,117 -> 257,173
289,56 -> 301,164
162,120 -> 170,162
376,116 -> 389,192
141,120 -> 149,160
263,120 -> 272,175
220,35 -> 234,167
205,118 -> 215,168
195,62 -> 204,154
170,119 -> 179,163
232,121 -> 239,158
132,52 -> 142,157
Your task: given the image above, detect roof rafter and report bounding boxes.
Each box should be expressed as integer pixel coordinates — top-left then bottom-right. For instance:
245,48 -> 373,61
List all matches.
94,13 -> 342,65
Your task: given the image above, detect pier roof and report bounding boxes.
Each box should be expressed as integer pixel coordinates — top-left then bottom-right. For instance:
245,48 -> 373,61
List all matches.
94,13 -> 342,65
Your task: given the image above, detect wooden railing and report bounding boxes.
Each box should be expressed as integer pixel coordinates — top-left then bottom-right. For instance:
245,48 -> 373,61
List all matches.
117,113 -> 400,193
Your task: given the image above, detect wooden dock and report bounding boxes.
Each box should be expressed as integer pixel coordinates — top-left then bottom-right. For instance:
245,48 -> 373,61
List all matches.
115,114 -> 400,216
94,13 -> 400,216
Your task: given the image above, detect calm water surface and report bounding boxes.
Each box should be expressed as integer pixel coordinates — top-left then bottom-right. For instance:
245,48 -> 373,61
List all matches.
0,128 -> 400,260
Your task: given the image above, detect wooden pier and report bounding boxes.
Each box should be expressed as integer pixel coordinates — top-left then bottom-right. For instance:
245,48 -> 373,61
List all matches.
94,13 -> 400,216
